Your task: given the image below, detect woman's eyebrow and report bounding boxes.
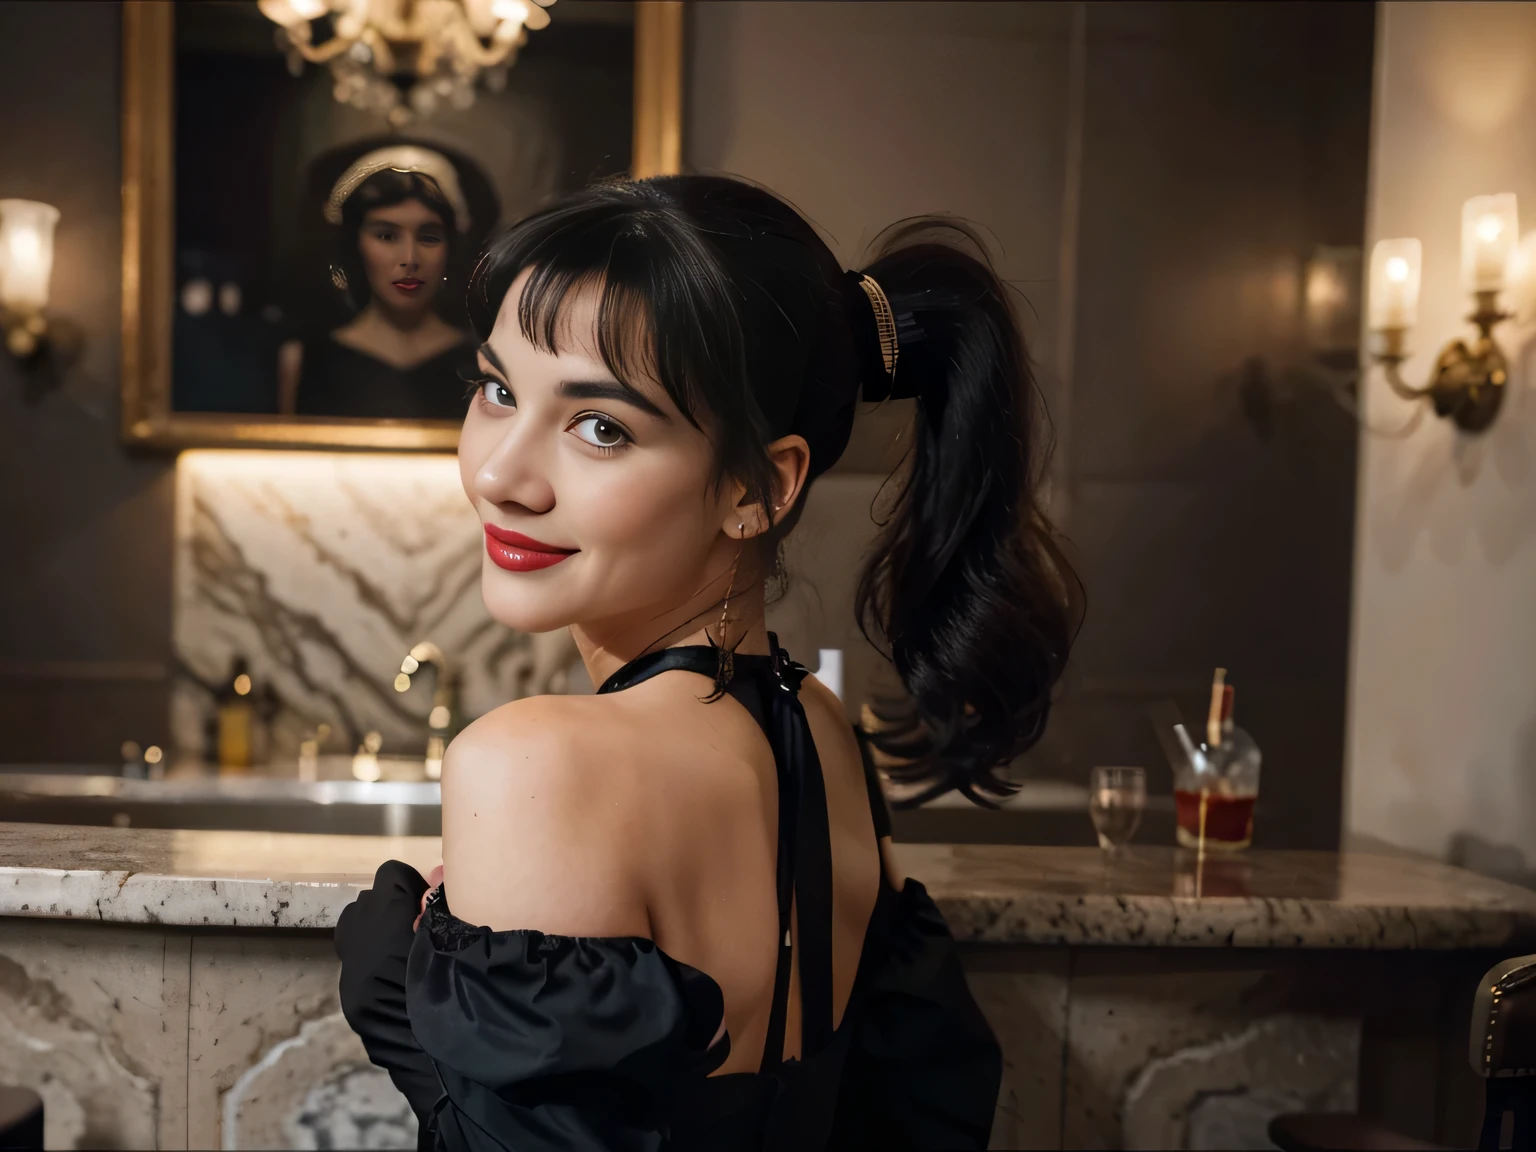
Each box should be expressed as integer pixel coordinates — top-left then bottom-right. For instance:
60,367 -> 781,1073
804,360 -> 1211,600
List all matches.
478,343 -> 510,380
557,379 -> 670,422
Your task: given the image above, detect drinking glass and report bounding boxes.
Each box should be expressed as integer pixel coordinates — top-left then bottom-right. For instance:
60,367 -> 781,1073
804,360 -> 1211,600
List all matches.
1089,766 -> 1146,851
1173,725 -> 1261,853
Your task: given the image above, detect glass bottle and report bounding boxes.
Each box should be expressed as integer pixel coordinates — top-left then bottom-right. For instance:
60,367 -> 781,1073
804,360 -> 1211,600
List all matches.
1173,672 -> 1262,852
215,656 -> 255,774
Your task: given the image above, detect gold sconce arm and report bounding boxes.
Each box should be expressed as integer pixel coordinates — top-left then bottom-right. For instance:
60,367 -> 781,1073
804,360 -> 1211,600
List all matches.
1371,292 -> 1510,434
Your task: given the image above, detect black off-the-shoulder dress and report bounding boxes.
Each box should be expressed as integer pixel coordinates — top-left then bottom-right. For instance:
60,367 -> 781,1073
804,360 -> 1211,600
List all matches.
334,640 -> 1001,1151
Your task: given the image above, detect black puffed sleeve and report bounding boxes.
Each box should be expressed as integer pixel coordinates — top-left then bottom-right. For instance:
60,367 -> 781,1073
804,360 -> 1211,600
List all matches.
403,892 -> 728,1152
335,860 -> 444,1147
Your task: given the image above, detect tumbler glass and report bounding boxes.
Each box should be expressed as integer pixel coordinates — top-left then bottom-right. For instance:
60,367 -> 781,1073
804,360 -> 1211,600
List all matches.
1089,766 -> 1146,851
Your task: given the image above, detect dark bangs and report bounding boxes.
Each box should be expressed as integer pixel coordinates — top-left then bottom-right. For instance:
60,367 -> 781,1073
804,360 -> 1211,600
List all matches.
344,169 -> 457,233
467,182 -> 779,515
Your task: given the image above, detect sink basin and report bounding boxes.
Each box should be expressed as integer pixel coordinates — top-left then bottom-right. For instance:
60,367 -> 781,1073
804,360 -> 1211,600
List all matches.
0,768 -> 1170,847
0,770 -> 442,836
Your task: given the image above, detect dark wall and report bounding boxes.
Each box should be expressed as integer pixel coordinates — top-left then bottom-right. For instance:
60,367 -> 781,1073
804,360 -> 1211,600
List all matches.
1038,2 -> 1374,848
0,2 -> 176,762
686,0 -> 1372,849
0,0 -> 1373,854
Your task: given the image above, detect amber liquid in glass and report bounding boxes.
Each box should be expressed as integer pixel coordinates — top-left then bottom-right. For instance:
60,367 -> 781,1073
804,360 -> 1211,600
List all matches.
1174,789 -> 1255,851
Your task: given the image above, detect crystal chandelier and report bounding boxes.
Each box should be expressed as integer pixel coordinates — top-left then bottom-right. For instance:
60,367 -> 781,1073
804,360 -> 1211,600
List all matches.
257,0 -> 557,127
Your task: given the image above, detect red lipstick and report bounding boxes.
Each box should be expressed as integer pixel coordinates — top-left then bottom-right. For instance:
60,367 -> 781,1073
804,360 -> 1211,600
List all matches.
484,525 -> 576,572
393,278 -> 423,293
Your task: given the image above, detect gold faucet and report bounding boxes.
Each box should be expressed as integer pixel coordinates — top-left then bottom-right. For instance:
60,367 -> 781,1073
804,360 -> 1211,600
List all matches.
396,641 -> 462,780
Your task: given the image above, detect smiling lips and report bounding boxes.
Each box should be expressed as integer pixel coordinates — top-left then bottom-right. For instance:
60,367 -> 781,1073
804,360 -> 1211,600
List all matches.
484,525 -> 576,572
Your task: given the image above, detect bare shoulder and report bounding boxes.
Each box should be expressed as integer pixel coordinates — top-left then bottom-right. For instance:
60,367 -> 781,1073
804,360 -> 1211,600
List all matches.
439,694 -> 653,936
445,693 -> 611,780
798,672 -> 862,763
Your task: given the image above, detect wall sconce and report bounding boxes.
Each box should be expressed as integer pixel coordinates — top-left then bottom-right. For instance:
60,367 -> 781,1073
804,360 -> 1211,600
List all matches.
1366,193 -> 1522,434
0,199 -> 60,361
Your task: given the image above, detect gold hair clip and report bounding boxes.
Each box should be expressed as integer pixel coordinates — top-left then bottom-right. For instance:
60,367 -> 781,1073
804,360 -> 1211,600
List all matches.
857,274 -> 899,378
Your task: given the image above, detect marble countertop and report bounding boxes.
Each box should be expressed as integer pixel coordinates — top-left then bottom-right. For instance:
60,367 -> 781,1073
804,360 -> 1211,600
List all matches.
3,822 -> 1535,949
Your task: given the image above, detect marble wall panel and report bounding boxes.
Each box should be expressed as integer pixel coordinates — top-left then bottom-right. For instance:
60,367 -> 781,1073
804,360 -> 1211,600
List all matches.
961,946 -> 1072,1151
1121,1014 -> 1357,1150
0,919 -> 190,1150
186,931 -> 359,1148
223,1011 -> 415,1150
1061,950 -> 1360,1151
172,451 -> 585,762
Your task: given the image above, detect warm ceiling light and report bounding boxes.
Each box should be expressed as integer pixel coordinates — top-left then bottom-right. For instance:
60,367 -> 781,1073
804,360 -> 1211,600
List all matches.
257,0 -> 557,127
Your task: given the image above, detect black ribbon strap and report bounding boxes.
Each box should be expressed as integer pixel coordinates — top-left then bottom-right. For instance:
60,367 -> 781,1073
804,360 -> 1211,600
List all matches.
775,646 -> 835,1059
594,639 -> 837,1070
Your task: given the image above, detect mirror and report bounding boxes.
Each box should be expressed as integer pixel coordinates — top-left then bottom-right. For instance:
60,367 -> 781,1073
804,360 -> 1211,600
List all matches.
121,0 -> 682,450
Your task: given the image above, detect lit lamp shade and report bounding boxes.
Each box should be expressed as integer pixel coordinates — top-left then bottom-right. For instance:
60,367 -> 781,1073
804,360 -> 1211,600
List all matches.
1368,238 -> 1422,331
0,199 -> 60,315
1461,193 -> 1518,293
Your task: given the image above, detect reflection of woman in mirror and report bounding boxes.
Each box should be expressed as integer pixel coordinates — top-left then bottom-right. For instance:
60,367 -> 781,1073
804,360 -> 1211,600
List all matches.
278,146 -> 475,420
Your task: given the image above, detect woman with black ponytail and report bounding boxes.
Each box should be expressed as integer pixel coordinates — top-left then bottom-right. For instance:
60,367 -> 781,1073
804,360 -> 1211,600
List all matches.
335,175 -> 1079,1151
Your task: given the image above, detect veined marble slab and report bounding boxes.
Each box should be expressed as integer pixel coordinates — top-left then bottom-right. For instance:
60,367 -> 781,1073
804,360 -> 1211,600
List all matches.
4,823 -> 1535,949
172,450 -> 586,762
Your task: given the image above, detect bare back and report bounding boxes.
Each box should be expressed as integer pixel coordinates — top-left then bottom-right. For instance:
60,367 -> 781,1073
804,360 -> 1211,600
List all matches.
440,656 -> 882,1075
630,666 -> 881,1071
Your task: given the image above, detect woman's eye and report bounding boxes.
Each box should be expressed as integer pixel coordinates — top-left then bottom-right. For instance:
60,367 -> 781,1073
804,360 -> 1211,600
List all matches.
570,415 -> 630,450
481,380 -> 514,408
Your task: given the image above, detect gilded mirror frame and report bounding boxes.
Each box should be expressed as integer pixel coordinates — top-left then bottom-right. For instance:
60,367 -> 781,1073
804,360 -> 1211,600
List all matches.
121,1 -> 683,451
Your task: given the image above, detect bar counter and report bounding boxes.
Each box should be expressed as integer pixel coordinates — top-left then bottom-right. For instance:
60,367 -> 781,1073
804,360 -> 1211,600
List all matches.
3,822 -> 1534,949
3,822 -> 1532,1149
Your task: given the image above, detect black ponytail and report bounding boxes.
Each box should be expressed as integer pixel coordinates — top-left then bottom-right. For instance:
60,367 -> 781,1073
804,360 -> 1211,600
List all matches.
853,220 -> 1082,807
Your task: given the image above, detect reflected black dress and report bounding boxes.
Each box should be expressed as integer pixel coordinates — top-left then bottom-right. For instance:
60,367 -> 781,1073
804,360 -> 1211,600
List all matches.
295,333 -> 474,420
334,641 -> 1001,1151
